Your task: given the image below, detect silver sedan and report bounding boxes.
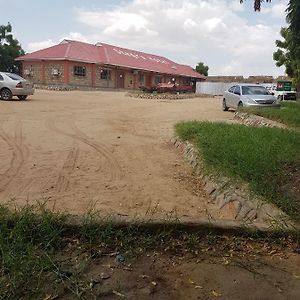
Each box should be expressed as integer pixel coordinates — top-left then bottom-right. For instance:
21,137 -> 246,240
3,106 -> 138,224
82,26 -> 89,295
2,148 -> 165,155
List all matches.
0,72 -> 34,100
222,84 -> 280,111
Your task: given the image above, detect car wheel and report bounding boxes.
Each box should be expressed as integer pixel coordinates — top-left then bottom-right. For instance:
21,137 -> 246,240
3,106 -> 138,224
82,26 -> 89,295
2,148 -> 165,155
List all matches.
17,95 -> 27,100
237,101 -> 243,109
222,99 -> 229,111
0,88 -> 13,101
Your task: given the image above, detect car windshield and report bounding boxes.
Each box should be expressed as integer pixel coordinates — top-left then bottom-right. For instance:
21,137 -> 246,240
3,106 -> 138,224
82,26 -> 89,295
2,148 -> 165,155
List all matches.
5,73 -> 24,81
242,86 -> 269,95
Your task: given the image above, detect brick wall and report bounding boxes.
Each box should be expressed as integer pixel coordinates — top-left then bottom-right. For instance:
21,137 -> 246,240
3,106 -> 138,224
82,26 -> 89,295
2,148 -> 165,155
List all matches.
45,63 -> 65,85
23,61 -> 43,84
21,60 -> 197,89
94,66 -> 115,88
68,62 -> 92,86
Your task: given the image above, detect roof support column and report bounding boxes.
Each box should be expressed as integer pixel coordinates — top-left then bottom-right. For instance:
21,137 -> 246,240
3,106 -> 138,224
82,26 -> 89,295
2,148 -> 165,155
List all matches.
91,64 -> 96,87
133,72 -> 137,89
42,61 -> 46,84
64,61 -> 69,85
115,66 -> 118,89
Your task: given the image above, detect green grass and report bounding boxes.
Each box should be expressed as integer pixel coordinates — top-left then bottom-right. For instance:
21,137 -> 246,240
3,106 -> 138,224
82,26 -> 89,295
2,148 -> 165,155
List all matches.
175,121 -> 300,222
243,101 -> 300,129
0,203 -> 66,299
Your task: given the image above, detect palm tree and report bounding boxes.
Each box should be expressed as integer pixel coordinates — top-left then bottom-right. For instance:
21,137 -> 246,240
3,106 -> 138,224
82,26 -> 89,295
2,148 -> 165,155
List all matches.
239,0 -> 272,11
286,0 -> 300,40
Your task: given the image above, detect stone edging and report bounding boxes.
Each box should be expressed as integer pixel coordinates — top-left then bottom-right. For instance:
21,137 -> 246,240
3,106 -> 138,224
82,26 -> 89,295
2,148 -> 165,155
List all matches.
233,111 -> 287,128
171,136 -> 295,230
34,84 -> 73,91
126,92 -> 212,100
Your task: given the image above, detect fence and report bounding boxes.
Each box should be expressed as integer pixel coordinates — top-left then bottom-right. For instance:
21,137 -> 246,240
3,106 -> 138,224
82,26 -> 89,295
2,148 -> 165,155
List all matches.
196,82 -> 238,96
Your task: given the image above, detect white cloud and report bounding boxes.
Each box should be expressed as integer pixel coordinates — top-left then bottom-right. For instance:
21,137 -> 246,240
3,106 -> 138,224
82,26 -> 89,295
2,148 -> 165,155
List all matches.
271,3 -> 288,18
183,18 -> 197,31
203,17 -> 225,32
65,32 -> 90,43
261,1 -> 288,18
229,0 -> 245,12
27,32 -> 90,52
28,0 -> 286,76
27,39 -> 56,52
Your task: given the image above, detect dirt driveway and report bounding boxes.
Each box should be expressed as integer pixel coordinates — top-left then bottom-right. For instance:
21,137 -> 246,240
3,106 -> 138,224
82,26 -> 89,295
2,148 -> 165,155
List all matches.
0,90 -> 234,218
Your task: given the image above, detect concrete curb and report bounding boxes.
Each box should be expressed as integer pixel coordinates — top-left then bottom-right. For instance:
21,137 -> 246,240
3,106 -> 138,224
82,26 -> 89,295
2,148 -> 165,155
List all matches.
171,136 -> 298,232
233,111 -> 287,128
126,92 -> 212,100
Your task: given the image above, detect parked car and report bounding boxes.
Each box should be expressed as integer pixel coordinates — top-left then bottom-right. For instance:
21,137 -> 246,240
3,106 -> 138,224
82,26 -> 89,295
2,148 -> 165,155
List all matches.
222,84 -> 280,111
0,72 -> 34,100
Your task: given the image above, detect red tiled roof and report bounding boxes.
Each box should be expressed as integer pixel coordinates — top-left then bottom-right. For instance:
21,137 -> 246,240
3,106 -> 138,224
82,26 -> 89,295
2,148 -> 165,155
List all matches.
17,40 -> 204,79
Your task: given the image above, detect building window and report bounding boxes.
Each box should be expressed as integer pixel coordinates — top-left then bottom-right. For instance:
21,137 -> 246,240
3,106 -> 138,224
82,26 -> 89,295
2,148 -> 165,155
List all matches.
154,75 -> 162,84
139,74 -> 144,85
100,69 -> 111,80
74,66 -> 86,77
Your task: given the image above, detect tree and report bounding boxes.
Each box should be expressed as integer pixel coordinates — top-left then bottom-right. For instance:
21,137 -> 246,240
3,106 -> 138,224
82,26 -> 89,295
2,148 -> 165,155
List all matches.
196,62 -> 209,76
286,0 -> 300,39
273,0 -> 300,89
240,1 -> 300,89
0,23 -> 24,74
239,0 -> 272,11
273,28 -> 295,77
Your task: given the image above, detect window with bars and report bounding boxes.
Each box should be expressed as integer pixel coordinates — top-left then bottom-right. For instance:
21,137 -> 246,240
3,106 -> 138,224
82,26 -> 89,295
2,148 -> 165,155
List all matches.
74,66 -> 86,76
100,69 -> 111,80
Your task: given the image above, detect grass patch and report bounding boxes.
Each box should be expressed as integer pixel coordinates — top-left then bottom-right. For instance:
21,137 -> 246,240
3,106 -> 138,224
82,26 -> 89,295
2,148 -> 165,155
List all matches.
175,121 -> 300,222
0,203 -> 66,299
243,101 -> 300,129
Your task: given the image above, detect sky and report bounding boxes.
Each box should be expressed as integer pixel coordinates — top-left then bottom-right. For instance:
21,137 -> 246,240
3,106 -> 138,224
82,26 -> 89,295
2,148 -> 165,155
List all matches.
1,0 -> 289,76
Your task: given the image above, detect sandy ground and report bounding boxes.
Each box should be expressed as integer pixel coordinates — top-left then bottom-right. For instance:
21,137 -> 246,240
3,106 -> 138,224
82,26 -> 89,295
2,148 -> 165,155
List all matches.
45,238 -> 300,300
72,252 -> 300,300
0,90 -> 235,218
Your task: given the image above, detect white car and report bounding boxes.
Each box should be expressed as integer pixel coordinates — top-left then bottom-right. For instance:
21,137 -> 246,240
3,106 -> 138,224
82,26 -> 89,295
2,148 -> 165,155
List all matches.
0,72 -> 34,100
223,84 -> 280,111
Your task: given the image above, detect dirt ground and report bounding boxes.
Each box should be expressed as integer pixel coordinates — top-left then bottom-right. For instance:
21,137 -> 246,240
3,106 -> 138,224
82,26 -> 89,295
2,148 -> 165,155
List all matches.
2,91 -> 300,300
45,236 -> 300,300
0,90 -> 234,219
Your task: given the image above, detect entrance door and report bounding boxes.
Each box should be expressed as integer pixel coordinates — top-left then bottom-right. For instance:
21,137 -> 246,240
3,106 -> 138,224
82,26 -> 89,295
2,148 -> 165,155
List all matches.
145,74 -> 152,87
116,72 -> 125,89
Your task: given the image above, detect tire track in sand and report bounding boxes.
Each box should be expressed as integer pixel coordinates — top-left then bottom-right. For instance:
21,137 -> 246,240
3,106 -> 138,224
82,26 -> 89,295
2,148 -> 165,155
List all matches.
67,118 -> 123,179
55,147 -> 79,193
0,120 -> 29,193
45,117 -> 123,188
